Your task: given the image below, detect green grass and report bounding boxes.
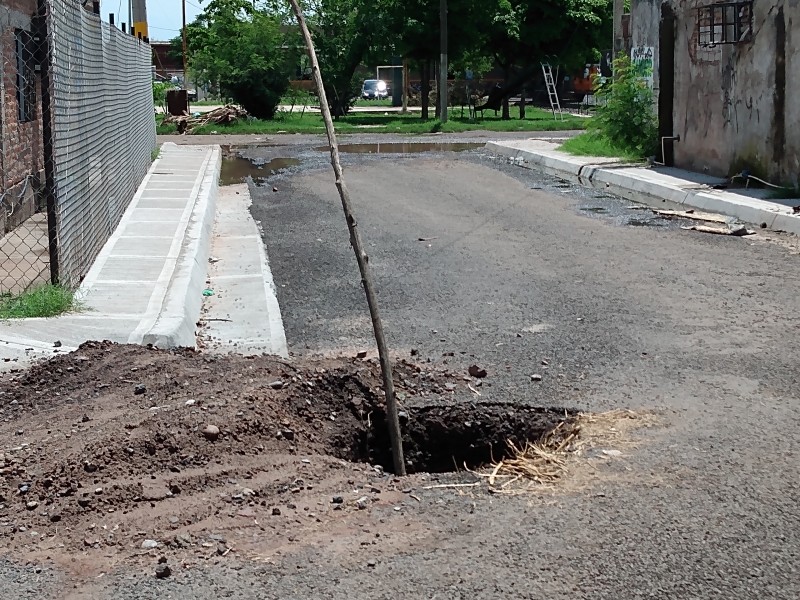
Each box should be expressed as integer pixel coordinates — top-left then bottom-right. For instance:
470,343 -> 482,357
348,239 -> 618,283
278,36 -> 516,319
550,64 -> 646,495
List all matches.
0,284 -> 77,319
768,186 -> 800,201
559,131 -> 644,161
156,107 -> 588,136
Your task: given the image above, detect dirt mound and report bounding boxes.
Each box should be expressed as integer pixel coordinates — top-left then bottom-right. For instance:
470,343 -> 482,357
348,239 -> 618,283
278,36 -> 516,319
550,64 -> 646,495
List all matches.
0,342 -> 572,568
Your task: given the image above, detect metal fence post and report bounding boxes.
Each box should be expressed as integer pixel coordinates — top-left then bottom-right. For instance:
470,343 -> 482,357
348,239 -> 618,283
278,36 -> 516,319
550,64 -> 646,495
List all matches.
35,0 -> 59,285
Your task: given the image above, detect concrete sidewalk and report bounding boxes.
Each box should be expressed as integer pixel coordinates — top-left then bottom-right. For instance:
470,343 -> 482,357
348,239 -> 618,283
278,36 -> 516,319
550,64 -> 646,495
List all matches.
0,143 -> 221,370
487,139 -> 800,235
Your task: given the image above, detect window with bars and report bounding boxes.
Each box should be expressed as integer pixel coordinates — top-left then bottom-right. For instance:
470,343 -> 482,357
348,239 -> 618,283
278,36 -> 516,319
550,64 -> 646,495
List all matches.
697,1 -> 753,47
15,29 -> 37,123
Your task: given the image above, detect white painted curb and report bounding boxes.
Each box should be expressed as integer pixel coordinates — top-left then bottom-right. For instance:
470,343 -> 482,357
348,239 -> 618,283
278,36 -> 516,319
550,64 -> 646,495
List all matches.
138,145 -> 221,348
486,141 -> 800,235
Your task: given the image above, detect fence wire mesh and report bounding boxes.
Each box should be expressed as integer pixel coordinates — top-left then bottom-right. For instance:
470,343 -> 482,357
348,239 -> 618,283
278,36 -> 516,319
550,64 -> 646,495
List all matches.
0,0 -> 155,297
0,4 -> 49,296
47,0 -> 156,288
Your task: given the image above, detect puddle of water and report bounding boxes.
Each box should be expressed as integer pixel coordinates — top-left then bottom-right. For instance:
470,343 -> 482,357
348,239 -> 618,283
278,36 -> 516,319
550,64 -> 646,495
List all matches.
313,142 -> 484,154
220,156 -> 300,186
580,207 -> 608,214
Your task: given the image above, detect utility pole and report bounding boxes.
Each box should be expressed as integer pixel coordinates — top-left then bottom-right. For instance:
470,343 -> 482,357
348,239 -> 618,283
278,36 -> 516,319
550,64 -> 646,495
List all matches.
439,0 -> 448,122
131,0 -> 148,39
612,0 -> 625,57
182,0 -> 188,89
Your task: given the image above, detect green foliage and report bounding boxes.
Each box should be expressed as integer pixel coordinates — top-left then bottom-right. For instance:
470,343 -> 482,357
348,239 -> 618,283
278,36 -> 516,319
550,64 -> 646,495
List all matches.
590,54 -> 658,157
152,81 -> 171,112
560,131 -> 643,161
186,0 -> 291,119
0,285 -> 78,319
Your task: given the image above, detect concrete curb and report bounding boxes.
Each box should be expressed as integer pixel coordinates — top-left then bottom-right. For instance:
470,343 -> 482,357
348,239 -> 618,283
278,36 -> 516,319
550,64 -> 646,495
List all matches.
139,145 -> 222,348
486,141 -> 800,235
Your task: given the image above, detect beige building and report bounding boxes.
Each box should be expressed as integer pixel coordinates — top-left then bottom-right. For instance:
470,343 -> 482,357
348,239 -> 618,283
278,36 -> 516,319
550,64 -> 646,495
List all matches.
630,0 -> 798,187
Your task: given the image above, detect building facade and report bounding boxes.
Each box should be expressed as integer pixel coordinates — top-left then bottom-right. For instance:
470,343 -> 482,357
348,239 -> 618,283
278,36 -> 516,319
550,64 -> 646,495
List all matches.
630,0 -> 798,187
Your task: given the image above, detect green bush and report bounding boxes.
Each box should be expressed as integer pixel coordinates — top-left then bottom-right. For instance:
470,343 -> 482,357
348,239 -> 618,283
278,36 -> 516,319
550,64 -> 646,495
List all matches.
591,54 -> 658,157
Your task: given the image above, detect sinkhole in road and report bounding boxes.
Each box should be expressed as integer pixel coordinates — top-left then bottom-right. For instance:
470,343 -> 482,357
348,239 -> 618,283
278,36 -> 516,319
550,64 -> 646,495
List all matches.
220,155 -> 300,186
345,403 -> 577,474
313,142 -> 485,154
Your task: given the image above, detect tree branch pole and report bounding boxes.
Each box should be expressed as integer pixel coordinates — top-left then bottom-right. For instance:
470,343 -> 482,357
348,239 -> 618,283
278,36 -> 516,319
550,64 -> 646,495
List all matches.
287,0 -> 406,476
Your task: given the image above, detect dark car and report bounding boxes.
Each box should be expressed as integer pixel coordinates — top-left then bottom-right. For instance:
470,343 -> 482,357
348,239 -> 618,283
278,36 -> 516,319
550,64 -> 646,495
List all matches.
361,79 -> 388,100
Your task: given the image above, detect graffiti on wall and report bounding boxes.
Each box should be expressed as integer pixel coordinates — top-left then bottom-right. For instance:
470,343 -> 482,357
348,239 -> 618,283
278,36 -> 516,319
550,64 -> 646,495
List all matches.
631,45 -> 655,88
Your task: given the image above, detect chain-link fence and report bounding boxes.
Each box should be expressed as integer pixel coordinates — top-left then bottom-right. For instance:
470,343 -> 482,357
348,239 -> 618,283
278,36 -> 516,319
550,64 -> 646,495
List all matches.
0,0 -> 155,296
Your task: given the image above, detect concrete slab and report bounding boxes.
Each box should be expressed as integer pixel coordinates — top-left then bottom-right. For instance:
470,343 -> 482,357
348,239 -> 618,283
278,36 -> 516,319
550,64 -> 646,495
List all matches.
487,139 -> 800,235
199,184 -> 287,357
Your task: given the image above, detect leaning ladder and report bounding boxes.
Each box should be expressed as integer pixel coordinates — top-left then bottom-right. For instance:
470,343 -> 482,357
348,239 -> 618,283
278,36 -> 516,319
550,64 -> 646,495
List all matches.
541,62 -> 564,120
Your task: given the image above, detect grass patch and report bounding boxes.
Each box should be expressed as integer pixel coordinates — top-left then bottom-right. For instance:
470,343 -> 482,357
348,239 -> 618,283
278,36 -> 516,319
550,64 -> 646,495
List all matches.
0,284 -> 77,319
767,186 -> 800,201
559,131 -> 644,161
156,107 -> 588,136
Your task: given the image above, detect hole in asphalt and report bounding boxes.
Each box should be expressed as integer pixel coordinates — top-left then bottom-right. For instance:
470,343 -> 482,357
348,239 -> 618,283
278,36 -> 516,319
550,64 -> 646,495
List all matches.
220,155 -> 300,186
348,403 -> 576,474
626,218 -> 664,227
313,142 -> 485,154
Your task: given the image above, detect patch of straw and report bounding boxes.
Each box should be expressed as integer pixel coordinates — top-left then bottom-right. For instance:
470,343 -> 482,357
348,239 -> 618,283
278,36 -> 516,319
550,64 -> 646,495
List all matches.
472,409 -> 655,495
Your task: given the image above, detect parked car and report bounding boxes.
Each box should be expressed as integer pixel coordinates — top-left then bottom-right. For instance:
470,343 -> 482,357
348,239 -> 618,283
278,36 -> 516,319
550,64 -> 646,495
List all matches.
361,79 -> 388,100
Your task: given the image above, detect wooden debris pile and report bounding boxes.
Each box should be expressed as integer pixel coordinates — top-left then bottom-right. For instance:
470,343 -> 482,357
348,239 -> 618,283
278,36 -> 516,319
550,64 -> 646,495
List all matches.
163,104 -> 249,134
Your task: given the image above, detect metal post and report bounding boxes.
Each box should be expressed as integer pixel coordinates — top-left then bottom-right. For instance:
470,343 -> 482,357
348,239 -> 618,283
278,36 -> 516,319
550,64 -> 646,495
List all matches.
182,0 -> 188,90
36,0 -> 59,285
439,0 -> 448,123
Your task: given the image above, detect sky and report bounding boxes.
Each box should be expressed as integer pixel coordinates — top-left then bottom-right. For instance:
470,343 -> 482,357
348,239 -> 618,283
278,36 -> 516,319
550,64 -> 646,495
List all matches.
101,0 -> 203,42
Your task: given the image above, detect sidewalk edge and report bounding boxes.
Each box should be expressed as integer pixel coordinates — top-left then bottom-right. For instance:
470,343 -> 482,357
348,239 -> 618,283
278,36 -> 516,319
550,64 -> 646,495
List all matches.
485,141 -> 800,235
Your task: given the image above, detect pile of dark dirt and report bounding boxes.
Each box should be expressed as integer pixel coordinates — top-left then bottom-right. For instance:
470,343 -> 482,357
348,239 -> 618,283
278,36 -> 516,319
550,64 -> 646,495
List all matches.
0,342 -> 573,564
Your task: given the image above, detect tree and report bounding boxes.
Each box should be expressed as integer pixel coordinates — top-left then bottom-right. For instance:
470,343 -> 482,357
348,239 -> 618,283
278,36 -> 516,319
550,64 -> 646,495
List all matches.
184,0 -> 292,119
480,0 -> 612,119
293,0 -> 394,117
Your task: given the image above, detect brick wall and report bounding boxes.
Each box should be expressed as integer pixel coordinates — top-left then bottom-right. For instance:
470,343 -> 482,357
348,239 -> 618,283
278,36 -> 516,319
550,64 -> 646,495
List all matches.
1,0 -> 44,235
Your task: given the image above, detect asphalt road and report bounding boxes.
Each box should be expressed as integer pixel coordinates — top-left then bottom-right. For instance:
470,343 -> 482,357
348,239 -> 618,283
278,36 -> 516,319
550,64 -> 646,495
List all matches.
244,148 -> 799,598
7,144 -> 799,599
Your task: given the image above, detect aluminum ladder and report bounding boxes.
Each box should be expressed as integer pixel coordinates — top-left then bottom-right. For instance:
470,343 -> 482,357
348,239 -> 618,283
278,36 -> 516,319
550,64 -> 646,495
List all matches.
541,62 -> 564,120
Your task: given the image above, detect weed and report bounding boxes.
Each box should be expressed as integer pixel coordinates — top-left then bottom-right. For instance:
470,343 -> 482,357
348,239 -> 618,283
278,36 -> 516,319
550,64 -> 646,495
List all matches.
0,284 -> 78,319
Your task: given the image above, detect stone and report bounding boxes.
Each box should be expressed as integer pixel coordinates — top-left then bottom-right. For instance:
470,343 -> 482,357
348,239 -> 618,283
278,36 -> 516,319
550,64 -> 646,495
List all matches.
272,507 -> 281,516
331,496 -> 344,504
530,374 -> 543,382
269,380 -> 285,390
134,384 -> 146,395
142,539 -> 160,549
49,513 -> 61,523
216,543 -> 227,556
356,497 -> 369,510
356,350 -> 368,359
174,534 -> 192,548
155,564 -> 171,579
202,425 -> 220,441
25,501 -> 38,510
468,365 -> 487,379
367,559 -> 377,568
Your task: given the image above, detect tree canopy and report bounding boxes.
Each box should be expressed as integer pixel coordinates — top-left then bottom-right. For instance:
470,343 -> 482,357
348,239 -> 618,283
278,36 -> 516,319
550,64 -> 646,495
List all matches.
178,0 -> 613,119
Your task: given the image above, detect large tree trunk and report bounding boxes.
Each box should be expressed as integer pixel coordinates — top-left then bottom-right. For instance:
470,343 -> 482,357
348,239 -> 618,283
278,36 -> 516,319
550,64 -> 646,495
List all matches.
421,60 -> 430,120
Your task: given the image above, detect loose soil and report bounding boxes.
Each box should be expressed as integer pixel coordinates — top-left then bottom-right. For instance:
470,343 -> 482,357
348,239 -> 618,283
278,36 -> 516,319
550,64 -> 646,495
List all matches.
0,342 -> 577,575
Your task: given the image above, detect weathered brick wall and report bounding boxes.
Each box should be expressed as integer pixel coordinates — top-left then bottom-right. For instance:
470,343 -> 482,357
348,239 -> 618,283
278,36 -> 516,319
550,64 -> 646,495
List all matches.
1,0 -> 44,234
